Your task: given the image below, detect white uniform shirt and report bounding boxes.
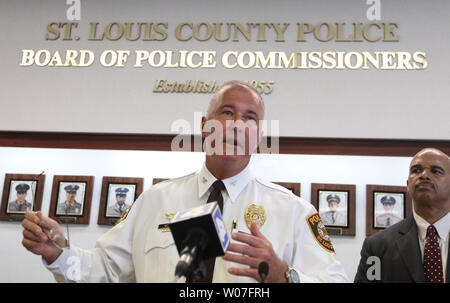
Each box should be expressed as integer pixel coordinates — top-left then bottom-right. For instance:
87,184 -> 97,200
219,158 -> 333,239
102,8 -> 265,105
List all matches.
413,209 -> 450,282
44,163 -> 349,283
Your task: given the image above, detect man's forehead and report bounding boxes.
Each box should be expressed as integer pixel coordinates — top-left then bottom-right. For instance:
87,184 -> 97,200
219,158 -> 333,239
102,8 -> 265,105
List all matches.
410,150 -> 450,168
219,103 -> 258,113
218,94 -> 263,119
221,87 -> 261,103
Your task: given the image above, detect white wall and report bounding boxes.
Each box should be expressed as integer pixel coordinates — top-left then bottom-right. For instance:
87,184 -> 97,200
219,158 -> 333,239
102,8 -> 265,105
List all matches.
0,146 -> 412,282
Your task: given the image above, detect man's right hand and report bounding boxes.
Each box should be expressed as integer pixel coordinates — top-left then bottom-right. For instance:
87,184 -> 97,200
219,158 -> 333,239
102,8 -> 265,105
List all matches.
21,211 -> 66,264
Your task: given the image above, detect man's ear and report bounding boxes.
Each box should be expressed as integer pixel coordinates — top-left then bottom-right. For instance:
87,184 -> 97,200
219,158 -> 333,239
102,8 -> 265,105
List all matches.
257,128 -> 264,146
201,116 -> 207,139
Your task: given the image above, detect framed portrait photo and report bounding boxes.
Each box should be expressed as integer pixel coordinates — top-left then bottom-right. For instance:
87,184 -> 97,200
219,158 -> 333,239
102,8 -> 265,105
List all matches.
49,175 -> 94,224
311,183 -> 356,236
98,177 -> 143,225
366,184 -> 412,236
273,182 -> 301,197
0,173 -> 45,221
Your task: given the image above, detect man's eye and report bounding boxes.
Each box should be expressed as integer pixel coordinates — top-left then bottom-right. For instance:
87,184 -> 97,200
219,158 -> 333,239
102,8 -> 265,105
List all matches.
223,110 -> 233,115
432,169 -> 444,175
411,168 -> 420,174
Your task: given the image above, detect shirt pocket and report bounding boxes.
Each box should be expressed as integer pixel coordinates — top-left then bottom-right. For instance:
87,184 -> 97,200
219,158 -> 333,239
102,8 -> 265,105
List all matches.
143,229 -> 179,282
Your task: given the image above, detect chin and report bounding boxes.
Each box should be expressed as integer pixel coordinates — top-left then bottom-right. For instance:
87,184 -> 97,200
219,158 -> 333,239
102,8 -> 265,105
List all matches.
216,153 -> 250,162
414,192 -> 434,202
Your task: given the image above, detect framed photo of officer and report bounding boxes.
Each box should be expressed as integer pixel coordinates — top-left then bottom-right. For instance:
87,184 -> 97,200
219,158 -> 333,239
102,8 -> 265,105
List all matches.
273,182 -> 301,197
366,184 -> 412,236
311,183 -> 356,236
0,173 -> 46,222
98,176 -> 143,225
49,175 -> 94,224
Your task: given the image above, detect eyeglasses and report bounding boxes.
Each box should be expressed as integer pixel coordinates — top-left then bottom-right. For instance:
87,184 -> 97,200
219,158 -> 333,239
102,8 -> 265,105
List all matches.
38,213 -> 70,250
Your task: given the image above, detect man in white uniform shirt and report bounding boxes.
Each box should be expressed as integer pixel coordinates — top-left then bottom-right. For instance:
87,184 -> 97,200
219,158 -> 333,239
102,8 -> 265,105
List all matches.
21,81 -> 348,283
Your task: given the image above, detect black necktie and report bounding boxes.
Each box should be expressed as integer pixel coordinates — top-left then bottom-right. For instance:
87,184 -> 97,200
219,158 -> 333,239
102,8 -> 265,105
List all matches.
206,180 -> 225,213
194,180 -> 225,283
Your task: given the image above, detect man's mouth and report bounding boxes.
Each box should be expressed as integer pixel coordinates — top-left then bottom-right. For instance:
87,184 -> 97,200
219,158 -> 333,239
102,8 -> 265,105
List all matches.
415,181 -> 435,190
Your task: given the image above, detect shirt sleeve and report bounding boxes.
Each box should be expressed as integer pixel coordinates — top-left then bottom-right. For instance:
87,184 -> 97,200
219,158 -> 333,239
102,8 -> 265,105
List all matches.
292,203 -> 349,283
42,196 -> 143,282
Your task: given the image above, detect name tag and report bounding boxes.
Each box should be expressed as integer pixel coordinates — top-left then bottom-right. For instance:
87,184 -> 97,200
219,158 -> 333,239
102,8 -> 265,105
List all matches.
157,223 -> 170,232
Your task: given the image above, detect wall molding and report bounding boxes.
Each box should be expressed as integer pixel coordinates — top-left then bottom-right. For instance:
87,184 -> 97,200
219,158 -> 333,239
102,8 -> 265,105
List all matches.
0,131 -> 448,157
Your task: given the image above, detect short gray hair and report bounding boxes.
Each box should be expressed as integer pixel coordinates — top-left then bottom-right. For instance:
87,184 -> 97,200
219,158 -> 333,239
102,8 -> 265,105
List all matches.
206,80 -> 265,119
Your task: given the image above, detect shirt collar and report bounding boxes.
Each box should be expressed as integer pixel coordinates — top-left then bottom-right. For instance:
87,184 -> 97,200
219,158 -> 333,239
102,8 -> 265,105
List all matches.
413,207 -> 450,241
197,162 -> 253,203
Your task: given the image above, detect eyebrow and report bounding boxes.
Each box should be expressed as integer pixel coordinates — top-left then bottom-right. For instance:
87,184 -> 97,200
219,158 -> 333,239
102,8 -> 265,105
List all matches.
410,164 -> 445,171
219,104 -> 259,118
219,104 -> 234,111
431,165 -> 445,171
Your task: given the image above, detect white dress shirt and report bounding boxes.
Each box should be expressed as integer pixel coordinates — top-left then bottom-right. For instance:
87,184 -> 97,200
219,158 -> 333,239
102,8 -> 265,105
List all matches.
413,208 -> 449,282
44,163 -> 348,283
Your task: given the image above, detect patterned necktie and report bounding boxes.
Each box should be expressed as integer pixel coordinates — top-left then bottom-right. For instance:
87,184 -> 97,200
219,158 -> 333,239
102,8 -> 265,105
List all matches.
423,225 -> 444,283
194,180 -> 225,283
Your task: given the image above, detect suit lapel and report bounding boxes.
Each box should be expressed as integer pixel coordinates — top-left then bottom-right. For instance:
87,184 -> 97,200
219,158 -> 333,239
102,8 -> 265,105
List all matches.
395,216 -> 425,283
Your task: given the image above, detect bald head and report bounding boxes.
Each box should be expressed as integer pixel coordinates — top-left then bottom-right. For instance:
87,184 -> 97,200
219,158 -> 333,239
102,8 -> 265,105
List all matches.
407,147 -> 450,219
413,148 -> 450,162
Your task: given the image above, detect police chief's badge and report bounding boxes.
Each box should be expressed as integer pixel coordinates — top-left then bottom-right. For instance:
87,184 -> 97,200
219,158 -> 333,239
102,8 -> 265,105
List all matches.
306,212 -> 335,253
244,204 -> 266,229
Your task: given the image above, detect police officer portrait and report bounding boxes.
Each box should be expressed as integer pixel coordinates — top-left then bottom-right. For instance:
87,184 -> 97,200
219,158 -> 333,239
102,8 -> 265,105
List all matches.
105,184 -> 136,218
55,182 -> 86,216
6,181 -> 36,214
318,191 -> 348,227
374,193 -> 404,229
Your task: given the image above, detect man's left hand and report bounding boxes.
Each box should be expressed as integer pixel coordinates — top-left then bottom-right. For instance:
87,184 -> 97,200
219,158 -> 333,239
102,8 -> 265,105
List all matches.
222,222 -> 289,282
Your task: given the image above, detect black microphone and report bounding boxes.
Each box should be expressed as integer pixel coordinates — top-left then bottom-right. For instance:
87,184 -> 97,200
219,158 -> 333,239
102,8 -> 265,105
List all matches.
169,202 -> 230,281
174,228 -> 208,279
258,261 -> 269,283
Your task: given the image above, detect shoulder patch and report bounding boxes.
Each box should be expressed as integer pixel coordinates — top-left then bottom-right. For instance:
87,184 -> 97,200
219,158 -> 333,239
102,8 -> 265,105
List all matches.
306,212 -> 335,253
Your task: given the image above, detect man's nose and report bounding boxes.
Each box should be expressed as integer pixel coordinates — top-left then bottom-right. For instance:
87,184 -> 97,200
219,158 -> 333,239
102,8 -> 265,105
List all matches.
419,169 -> 431,180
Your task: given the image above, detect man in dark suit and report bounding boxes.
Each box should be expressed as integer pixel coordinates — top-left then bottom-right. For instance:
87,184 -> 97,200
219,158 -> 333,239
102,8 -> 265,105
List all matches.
355,148 -> 449,283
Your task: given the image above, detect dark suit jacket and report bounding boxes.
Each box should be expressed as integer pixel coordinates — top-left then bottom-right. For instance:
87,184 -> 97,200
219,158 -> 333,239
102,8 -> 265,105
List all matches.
354,215 -> 449,283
